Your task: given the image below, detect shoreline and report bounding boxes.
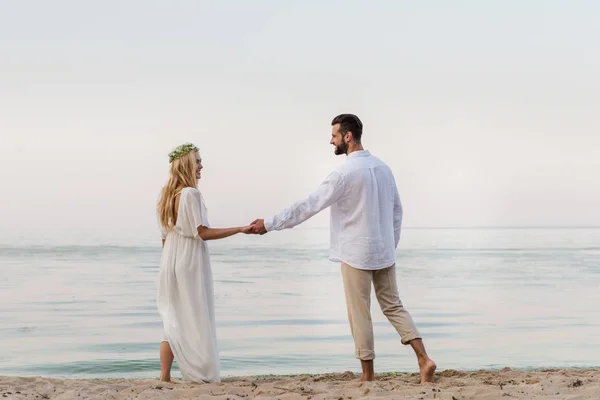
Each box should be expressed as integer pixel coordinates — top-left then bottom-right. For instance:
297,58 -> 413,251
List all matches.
2,368 -> 599,399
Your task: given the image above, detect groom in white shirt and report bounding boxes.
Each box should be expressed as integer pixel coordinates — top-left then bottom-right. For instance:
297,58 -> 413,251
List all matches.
251,114 -> 436,383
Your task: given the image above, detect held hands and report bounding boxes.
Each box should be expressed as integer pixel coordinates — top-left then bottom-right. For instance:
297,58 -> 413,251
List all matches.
240,225 -> 255,234
239,219 -> 267,235
250,219 -> 267,235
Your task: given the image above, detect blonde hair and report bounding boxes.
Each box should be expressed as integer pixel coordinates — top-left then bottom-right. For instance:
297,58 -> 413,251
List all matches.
157,150 -> 198,231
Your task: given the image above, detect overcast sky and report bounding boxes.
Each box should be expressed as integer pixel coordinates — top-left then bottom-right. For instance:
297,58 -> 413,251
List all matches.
1,1 -> 599,245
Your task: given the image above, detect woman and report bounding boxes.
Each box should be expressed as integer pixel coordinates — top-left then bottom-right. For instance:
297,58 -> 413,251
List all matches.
156,142 -> 253,383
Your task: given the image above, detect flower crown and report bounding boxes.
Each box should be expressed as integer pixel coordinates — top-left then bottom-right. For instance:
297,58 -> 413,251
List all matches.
168,143 -> 199,163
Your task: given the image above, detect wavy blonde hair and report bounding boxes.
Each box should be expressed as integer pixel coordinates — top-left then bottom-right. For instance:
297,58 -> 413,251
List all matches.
157,150 -> 198,231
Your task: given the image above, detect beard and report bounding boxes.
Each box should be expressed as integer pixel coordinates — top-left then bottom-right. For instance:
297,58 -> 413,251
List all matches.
334,141 -> 348,155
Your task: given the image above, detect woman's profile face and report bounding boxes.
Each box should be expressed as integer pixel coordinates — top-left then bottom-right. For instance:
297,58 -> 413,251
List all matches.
194,152 -> 203,180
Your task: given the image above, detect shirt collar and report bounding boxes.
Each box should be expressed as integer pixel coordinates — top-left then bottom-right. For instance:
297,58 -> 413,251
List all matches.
347,150 -> 370,158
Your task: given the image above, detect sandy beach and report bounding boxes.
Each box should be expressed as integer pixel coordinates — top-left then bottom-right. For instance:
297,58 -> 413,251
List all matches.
1,368 -> 598,399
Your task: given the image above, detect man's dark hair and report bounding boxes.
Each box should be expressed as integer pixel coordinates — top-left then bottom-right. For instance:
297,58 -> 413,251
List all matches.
331,114 -> 363,143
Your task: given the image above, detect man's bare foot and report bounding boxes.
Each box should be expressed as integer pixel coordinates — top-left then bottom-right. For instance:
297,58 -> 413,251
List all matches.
359,360 -> 375,382
419,359 -> 436,384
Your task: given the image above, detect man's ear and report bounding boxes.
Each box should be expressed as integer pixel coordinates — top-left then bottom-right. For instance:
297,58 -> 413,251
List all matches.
345,131 -> 353,142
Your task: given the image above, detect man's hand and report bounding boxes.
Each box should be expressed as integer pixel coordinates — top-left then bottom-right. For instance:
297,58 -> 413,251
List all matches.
250,219 -> 267,235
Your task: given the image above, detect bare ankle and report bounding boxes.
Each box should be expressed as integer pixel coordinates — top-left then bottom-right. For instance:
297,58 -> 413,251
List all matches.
360,373 -> 375,382
418,356 -> 431,366
360,359 -> 375,379
160,372 -> 171,382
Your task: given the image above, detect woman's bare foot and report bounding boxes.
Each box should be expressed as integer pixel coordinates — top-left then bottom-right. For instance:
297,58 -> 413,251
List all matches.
358,374 -> 375,382
159,373 -> 171,382
419,359 -> 437,384
159,341 -> 174,383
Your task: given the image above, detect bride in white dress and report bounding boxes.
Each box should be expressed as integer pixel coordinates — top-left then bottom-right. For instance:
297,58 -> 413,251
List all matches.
156,143 -> 253,383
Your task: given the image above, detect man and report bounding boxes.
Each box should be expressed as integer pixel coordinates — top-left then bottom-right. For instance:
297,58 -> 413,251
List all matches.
251,114 -> 436,383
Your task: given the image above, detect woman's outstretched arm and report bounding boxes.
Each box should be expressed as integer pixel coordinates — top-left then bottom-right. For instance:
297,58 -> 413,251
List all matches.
197,225 -> 253,241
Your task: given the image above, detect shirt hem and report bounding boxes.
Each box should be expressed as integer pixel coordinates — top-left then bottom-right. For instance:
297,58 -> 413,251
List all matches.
328,256 -> 395,271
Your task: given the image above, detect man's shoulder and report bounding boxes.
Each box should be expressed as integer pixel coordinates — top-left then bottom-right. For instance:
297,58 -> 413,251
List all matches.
330,152 -> 395,181
366,153 -> 395,174
367,153 -> 387,166
325,165 -> 348,185
343,152 -> 389,171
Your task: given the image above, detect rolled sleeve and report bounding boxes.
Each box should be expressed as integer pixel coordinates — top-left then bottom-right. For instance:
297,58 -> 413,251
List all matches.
264,217 -> 275,232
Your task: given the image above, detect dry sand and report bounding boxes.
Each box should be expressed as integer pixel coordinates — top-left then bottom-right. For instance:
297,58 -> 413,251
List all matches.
1,368 -> 598,399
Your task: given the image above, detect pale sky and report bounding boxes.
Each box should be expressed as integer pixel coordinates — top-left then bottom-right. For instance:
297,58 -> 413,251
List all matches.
1,1 -> 599,245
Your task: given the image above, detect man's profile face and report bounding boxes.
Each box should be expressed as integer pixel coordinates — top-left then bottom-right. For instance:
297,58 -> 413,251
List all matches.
330,124 -> 348,155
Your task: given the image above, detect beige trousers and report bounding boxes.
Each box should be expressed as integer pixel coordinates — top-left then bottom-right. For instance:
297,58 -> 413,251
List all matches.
341,262 -> 421,360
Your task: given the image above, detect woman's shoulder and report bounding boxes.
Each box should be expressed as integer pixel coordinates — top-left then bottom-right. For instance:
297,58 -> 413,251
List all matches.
181,187 -> 203,200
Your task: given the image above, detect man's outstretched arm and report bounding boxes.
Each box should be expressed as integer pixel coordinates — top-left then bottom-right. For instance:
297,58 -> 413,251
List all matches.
252,171 -> 345,234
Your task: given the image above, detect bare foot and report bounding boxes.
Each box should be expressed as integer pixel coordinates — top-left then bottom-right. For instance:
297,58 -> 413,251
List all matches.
419,359 -> 436,384
359,374 -> 375,382
159,373 -> 171,382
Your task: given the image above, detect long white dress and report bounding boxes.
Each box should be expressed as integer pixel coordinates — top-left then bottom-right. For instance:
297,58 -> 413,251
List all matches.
156,187 -> 220,383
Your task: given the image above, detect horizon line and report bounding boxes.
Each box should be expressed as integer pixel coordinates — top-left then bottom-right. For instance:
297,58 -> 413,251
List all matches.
302,225 -> 600,229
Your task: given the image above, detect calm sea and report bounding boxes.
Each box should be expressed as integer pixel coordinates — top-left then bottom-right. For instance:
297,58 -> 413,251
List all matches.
1,228 -> 599,379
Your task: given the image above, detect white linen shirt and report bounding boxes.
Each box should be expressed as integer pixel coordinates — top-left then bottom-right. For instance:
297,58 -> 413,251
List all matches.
264,150 -> 402,270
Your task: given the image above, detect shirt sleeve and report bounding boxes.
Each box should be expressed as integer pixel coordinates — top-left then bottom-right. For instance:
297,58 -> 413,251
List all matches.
264,171 -> 345,232
393,186 -> 403,248
181,189 -> 206,239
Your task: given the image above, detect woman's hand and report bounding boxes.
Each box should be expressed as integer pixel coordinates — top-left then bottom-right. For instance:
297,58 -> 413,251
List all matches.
240,225 -> 255,234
